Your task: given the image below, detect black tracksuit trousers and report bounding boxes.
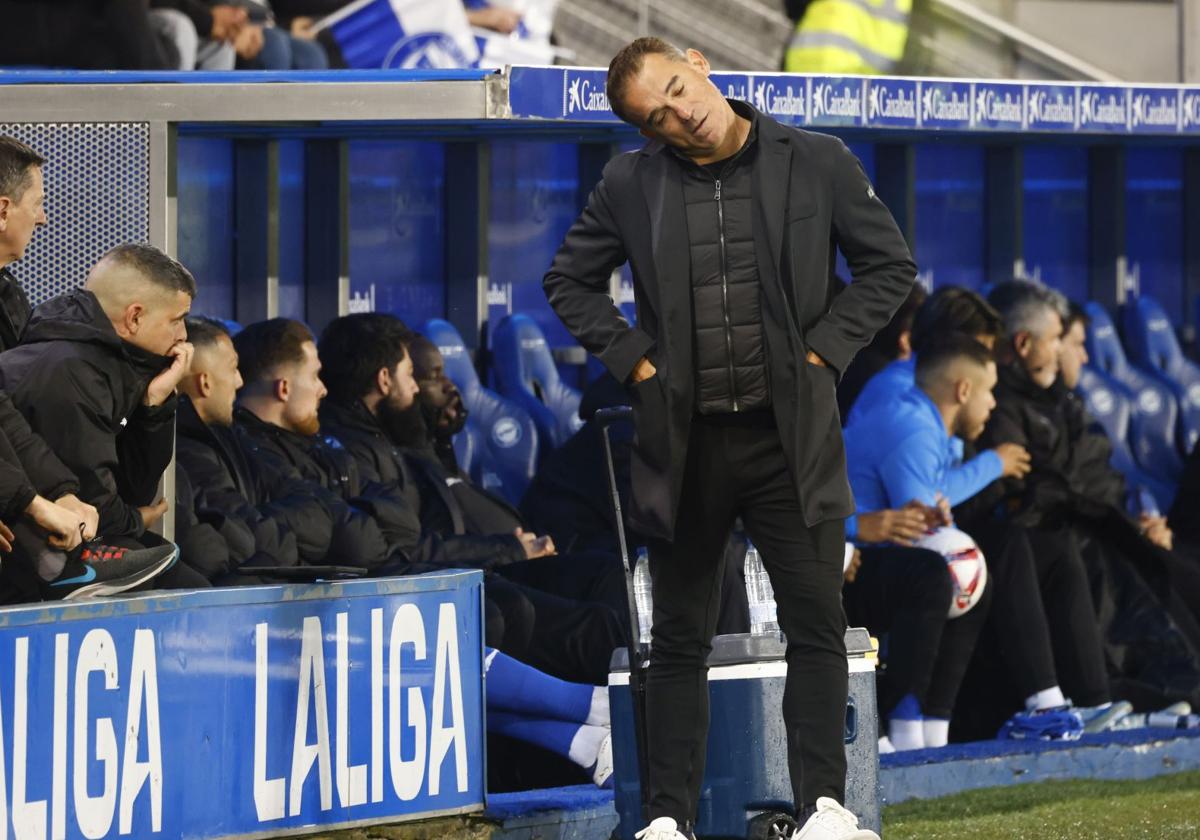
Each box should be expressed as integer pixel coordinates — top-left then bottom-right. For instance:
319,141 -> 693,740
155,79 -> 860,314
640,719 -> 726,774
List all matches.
843,544 -> 991,719
644,412 -> 847,826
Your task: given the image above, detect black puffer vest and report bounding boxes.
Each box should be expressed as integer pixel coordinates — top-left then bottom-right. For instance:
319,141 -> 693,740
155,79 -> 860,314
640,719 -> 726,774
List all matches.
680,109 -> 770,414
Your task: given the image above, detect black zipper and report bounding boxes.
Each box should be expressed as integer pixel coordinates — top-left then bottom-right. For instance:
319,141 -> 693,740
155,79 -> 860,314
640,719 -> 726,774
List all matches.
714,172 -> 739,412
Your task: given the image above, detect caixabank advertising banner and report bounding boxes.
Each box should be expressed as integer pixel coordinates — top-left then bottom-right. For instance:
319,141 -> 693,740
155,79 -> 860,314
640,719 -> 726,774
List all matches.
0,571 -> 485,839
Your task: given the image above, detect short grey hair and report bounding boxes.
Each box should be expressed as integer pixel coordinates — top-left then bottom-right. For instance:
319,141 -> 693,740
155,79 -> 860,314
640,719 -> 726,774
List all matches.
97,243 -> 197,299
987,280 -> 1066,339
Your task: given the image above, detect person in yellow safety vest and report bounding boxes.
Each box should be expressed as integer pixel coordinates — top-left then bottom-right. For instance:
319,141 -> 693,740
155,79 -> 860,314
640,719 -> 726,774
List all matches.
784,0 -> 912,75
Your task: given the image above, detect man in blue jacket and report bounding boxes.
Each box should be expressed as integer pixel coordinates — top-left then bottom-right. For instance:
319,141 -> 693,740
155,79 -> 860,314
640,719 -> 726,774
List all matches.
849,330 -> 1128,740
844,334 -> 1003,748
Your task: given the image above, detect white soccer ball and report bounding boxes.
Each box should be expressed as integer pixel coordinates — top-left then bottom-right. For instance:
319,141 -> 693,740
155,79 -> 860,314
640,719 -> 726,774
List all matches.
915,526 -> 988,619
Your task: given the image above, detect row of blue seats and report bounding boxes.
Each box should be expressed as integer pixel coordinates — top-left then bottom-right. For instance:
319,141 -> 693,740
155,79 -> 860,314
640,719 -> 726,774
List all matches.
1077,296 -> 1200,511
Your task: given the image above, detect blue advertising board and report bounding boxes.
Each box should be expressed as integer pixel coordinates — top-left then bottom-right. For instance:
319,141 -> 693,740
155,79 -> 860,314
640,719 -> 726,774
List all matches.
505,67 -> 1200,139
0,571 -> 485,840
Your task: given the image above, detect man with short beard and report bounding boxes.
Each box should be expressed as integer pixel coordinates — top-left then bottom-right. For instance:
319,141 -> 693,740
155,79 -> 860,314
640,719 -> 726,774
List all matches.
232,318 -> 405,572
317,313 -> 627,685
176,316 -> 342,579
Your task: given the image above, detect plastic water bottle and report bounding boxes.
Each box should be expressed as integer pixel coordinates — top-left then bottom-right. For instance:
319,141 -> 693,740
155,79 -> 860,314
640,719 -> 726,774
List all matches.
633,547 -> 653,646
743,542 -> 779,635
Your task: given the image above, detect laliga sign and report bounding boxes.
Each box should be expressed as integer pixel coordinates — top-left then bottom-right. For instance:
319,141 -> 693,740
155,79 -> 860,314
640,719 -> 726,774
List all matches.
253,604 -> 469,821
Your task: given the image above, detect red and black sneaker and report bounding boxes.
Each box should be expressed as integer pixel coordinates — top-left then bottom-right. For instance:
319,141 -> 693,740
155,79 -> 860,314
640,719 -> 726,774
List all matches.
46,540 -> 178,601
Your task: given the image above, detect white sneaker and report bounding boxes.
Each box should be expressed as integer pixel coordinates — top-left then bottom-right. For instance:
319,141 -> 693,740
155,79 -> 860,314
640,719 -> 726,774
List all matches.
591,730 -> 613,788
877,736 -> 896,754
634,817 -> 690,840
793,798 -> 879,840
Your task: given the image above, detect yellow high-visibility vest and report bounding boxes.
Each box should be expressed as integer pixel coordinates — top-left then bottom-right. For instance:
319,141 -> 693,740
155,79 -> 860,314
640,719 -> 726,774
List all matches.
785,0 -> 912,75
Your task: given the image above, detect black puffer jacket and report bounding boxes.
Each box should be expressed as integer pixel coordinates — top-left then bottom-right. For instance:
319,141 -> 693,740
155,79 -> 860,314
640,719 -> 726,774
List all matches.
234,407 -> 412,570
682,104 -> 770,414
176,397 -> 330,565
319,399 -> 526,570
0,269 -> 31,353
965,362 -> 1128,529
0,290 -> 175,537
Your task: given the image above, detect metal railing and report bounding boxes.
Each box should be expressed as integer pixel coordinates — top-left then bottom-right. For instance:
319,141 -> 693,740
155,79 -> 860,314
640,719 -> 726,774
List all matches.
554,0 -> 1123,80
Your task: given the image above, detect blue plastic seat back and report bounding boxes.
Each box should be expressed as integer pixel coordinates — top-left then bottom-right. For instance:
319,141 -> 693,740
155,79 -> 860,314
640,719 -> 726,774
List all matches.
452,417 -> 480,476
422,319 -> 539,504
1084,303 -> 1182,482
1122,295 -> 1200,453
1075,366 -> 1177,511
491,313 -> 583,450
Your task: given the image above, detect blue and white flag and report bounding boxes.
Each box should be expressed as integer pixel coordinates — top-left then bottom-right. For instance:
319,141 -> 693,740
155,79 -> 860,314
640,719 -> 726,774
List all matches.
316,0 -> 481,70
466,0 -> 564,69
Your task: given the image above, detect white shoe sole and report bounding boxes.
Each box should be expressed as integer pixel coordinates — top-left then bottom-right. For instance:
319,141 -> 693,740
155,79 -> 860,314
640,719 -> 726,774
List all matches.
61,547 -> 178,601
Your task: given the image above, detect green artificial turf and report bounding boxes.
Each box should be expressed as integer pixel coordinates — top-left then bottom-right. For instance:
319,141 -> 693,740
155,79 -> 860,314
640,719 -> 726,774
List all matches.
882,771 -> 1200,839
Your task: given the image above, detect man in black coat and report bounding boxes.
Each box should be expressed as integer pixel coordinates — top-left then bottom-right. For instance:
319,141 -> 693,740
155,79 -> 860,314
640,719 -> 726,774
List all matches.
543,39 -> 914,840
0,136 -> 45,351
176,316 -> 332,578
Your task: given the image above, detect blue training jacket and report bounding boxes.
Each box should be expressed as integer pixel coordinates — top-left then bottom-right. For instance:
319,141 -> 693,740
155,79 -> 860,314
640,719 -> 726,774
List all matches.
843,387 -> 1002,540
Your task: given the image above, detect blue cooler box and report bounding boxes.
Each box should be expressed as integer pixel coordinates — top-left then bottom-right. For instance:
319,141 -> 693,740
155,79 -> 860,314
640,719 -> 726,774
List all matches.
608,628 -> 880,839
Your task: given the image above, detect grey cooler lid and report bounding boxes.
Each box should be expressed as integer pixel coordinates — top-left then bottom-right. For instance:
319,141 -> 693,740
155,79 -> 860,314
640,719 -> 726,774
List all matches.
609,627 -> 875,673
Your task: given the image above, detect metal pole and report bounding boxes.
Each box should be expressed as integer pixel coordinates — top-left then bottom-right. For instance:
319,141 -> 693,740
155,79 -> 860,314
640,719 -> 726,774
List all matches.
148,121 -> 178,541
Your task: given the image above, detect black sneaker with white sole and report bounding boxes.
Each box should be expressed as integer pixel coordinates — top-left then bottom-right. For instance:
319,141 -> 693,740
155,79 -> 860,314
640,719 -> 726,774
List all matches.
45,541 -> 178,601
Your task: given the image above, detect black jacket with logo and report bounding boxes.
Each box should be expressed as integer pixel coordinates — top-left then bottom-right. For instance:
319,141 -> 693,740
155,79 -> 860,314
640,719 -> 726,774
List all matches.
0,290 -> 175,537
318,399 -> 526,570
176,396 -> 330,566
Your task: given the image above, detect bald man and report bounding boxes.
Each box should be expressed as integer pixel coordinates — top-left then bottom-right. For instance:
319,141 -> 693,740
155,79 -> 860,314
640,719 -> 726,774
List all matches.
0,243 -> 194,541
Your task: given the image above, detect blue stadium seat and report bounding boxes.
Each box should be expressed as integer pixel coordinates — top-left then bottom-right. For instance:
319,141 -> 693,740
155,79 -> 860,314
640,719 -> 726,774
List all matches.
452,417 -> 480,477
1121,295 -> 1200,455
1084,303 -> 1182,483
422,319 -> 539,504
1075,366 -> 1176,511
490,313 -> 583,450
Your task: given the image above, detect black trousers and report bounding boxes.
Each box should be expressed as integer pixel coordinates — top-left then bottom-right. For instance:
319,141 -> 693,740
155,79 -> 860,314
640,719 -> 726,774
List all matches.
485,560 -> 628,686
973,521 -> 1109,706
645,413 -> 847,825
843,545 -> 991,719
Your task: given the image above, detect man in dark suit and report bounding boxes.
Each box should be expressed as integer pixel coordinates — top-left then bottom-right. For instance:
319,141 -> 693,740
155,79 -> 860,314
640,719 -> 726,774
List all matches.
543,38 -> 915,840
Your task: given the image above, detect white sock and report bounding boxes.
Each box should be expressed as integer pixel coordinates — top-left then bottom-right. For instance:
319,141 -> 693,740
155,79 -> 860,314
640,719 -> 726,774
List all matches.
1025,686 -> 1066,711
888,717 -> 925,751
922,717 -> 949,748
585,686 -> 610,727
567,724 -> 609,769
